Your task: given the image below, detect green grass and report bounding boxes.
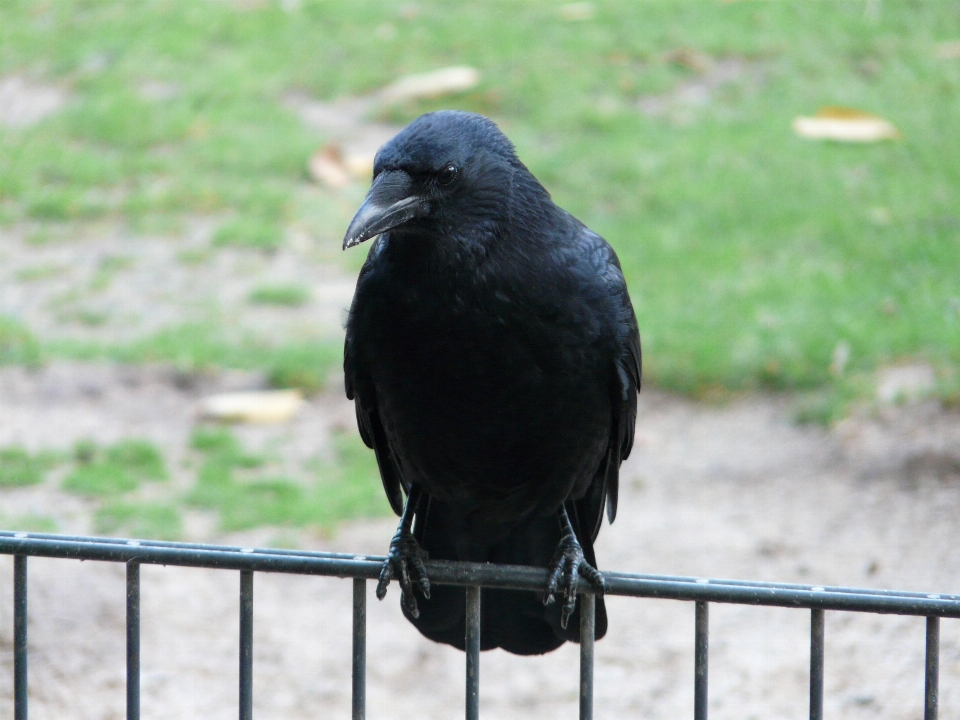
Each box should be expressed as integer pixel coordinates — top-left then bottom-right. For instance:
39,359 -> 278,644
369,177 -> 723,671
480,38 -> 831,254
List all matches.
15,263 -> 67,282
0,317 -> 42,366
63,439 -> 167,497
104,439 -> 167,480
212,218 -> 285,251
0,427 -> 385,539
187,427 -> 388,532
1,0 -> 959,398
50,323 -> 342,393
0,446 -> 59,487
89,254 -> 134,292
95,501 -> 182,540
0,514 -> 58,533
248,283 -> 311,307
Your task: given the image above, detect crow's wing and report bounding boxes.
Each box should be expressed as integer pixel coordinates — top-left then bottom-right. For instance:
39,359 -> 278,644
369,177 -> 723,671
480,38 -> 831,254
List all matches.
574,227 -> 641,540
344,259 -> 405,517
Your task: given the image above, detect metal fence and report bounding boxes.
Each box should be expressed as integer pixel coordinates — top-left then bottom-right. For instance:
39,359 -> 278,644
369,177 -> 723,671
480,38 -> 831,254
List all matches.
1,530 -> 956,720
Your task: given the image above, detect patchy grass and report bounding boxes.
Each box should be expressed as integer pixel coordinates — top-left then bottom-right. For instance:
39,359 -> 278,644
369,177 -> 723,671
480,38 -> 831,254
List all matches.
0,317 -> 42,366
187,427 -> 388,532
95,501 -> 182,540
105,439 -> 167,481
63,439 -> 167,497
49,324 -> 342,393
249,283 -> 311,307
89,254 -> 134,292
0,514 -> 59,533
0,446 -> 59,487
175,248 -> 210,265
15,263 -> 67,282
0,0 -> 957,398
0,426 -> 386,539
310,430 -> 395,526
212,218 -> 285,252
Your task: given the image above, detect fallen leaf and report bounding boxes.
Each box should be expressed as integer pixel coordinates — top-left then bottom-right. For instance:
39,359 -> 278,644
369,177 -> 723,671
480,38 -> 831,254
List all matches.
664,47 -> 713,74
560,2 -> 595,21
342,150 -> 375,179
198,390 -> 303,424
377,66 -> 480,105
308,144 -> 351,189
937,40 -> 960,60
792,107 -> 900,142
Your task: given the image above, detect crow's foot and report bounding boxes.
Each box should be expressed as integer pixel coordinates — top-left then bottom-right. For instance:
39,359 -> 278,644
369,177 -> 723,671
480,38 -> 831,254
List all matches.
544,533 -> 604,629
377,529 -> 430,618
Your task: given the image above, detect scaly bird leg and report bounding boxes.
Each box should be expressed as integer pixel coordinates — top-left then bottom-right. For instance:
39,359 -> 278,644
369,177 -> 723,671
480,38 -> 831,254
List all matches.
377,485 -> 430,618
544,503 -> 605,629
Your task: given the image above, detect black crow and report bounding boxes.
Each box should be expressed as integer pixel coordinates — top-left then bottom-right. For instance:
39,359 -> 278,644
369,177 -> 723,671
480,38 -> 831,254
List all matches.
342,111 -> 640,655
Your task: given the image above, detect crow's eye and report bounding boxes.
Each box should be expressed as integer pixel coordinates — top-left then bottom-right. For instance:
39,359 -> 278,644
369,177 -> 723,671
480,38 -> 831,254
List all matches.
437,164 -> 459,186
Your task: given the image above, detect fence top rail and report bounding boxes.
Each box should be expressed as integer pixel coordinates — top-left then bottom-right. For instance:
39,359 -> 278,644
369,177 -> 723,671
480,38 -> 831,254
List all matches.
1,530 -> 958,617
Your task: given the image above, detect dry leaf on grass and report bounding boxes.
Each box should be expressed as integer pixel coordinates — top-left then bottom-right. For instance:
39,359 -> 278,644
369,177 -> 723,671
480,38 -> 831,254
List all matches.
377,66 -> 480,106
937,40 -> 960,60
198,389 -> 303,424
664,47 -> 713,74
308,145 -> 351,189
303,66 -> 480,188
792,107 -> 900,142
560,2 -> 595,21
342,150 -> 375,179
308,144 -> 376,188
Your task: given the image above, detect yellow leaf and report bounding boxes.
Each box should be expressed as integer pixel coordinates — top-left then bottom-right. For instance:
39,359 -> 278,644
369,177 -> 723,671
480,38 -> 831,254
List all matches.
792,107 -> 900,142
198,390 -> 303,424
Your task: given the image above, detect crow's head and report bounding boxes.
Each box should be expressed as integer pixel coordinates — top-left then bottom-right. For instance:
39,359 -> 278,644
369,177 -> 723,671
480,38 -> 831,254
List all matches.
343,111 -> 537,249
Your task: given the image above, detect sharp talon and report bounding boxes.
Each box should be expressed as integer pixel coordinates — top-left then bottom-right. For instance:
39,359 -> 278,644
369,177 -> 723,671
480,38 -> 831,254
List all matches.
380,528 -> 430,615
403,591 -> 420,618
376,566 -> 392,600
544,522 -> 602,629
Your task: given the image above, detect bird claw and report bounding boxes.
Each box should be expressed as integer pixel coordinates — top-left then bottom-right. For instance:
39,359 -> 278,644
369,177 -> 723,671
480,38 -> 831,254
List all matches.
544,534 -> 604,629
377,529 -> 431,618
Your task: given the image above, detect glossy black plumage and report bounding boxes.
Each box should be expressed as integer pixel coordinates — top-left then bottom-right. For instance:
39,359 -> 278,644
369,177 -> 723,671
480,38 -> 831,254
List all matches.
343,111 -> 640,655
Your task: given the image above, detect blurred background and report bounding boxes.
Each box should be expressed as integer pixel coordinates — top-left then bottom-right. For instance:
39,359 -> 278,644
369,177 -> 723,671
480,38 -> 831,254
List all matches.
2,2 -> 960,718
1,0 -> 958,540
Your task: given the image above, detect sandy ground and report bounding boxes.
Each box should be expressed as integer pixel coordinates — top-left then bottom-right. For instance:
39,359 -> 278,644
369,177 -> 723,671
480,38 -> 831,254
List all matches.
2,365 -> 960,719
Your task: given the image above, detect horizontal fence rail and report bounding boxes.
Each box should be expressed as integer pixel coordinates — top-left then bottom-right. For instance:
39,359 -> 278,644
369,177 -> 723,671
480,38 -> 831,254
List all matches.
1,530 -> 954,719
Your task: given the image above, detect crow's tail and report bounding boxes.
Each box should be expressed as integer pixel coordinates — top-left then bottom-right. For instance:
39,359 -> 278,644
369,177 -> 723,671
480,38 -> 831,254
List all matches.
405,495 -> 607,656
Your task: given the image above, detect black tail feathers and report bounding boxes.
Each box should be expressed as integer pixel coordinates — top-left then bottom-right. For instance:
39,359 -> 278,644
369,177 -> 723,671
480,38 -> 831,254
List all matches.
405,495 -> 607,656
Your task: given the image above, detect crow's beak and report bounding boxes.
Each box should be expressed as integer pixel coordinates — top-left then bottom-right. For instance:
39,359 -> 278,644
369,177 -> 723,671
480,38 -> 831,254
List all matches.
343,170 -> 426,250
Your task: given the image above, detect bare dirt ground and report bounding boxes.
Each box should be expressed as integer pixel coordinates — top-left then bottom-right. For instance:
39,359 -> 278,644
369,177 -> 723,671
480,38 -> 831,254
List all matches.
3,363 -> 960,720
0,220 -> 358,347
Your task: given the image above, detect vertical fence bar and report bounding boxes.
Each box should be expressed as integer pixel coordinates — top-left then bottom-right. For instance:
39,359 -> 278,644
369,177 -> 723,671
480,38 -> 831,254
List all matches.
239,570 -> 254,720
465,586 -> 481,720
809,609 -> 824,720
925,616 -> 940,720
579,593 -> 596,720
126,560 -> 141,720
352,578 -> 366,720
694,601 -> 709,720
14,555 -> 28,720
